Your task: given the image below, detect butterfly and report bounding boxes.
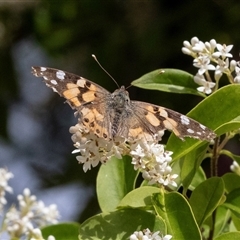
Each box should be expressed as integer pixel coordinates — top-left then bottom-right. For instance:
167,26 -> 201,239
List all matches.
31,66 -> 216,142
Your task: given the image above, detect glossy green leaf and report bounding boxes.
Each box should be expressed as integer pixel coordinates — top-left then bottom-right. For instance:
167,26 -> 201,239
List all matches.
131,68 -> 204,96
231,211 -> 240,231
79,208 -> 165,240
214,206 -> 231,238
97,156 -> 138,212
215,121 -> 240,136
214,232 -> 240,240
224,188 -> 240,214
167,85 -> 240,160
118,186 -> 160,208
179,144 -> 208,190
42,222 -> 80,240
152,191 -> 201,239
189,166 -> 206,190
222,173 -> 240,193
189,177 -> 224,226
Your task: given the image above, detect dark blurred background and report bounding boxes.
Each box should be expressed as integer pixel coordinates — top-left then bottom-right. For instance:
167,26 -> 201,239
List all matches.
1,0 -> 240,222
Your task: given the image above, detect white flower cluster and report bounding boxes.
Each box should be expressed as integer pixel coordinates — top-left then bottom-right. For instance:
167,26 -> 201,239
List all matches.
0,168 -> 13,211
182,37 -> 239,94
130,228 -> 172,240
70,123 -> 177,187
3,188 -> 59,239
70,124 -> 130,172
130,142 -> 177,187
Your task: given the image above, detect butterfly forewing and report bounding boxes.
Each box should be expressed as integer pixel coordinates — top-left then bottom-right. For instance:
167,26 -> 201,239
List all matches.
32,66 -> 216,142
32,66 -> 114,139
32,66 -> 110,107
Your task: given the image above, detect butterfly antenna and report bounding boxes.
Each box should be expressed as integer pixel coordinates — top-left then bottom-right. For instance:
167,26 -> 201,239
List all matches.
92,54 -> 120,88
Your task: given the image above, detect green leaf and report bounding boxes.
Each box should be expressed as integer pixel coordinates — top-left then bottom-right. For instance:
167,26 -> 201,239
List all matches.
79,208 -> 165,240
214,232 -> 240,240
222,173 -> 240,193
96,156 -> 138,212
118,186 -> 160,208
152,191 -> 201,239
167,84 -> 240,160
214,206 -> 231,238
224,188 -> 240,214
215,121 -> 240,136
131,68 -> 204,96
42,222 -> 80,240
179,144 -> 208,190
189,177 -> 225,226
189,166 -> 206,190
231,211 -> 240,231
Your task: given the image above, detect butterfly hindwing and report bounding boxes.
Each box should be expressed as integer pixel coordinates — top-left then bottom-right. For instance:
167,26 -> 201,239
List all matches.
131,101 -> 215,141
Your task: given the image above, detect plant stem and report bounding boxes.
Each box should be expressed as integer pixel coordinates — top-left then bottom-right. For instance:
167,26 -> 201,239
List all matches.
211,137 -> 220,176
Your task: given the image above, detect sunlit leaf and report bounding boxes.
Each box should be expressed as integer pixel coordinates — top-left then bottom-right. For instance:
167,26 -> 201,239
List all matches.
131,68 -> 204,96
118,186 -> 160,208
152,191 -> 201,239
79,209 -> 165,240
97,156 -> 138,212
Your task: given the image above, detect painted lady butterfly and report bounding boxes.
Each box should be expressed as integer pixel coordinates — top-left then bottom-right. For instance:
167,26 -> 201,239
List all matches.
32,66 -> 216,142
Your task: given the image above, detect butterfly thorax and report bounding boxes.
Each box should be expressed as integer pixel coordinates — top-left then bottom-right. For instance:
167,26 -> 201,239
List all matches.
108,86 -> 132,137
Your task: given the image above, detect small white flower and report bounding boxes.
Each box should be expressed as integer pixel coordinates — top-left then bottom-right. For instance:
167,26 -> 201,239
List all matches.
192,41 -> 205,53
0,168 -> 14,212
193,56 -> 215,75
230,161 -> 240,175
215,58 -> 229,80
230,60 -> 237,72
191,36 -> 200,45
205,39 -> 217,53
194,74 -> 215,94
214,43 -> 233,59
182,46 -> 192,55
130,228 -> 172,240
162,235 -> 172,240
182,37 -> 204,56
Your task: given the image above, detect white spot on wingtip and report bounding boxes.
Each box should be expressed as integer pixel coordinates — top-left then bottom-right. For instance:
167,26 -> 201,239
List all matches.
56,70 -> 65,80
181,115 -> 190,125
40,67 -> 47,71
187,128 -> 195,134
200,124 -> 206,130
50,80 -> 58,85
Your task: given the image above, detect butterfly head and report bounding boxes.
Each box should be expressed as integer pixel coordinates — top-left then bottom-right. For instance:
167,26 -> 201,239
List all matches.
111,86 -> 131,108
